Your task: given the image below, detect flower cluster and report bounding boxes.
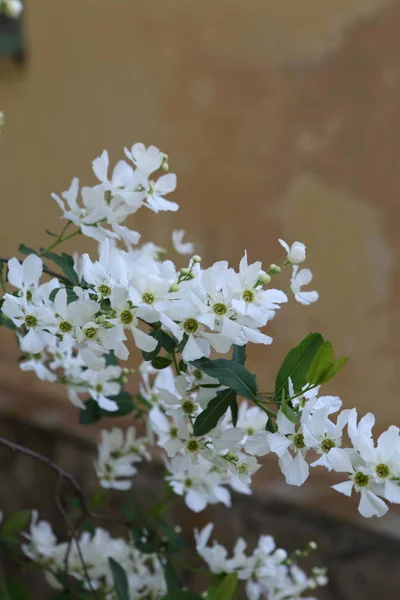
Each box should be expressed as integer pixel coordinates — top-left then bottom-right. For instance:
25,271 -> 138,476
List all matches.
96,426 -> 150,490
22,512 -> 167,599
2,139 -> 398,599
53,144 -> 177,248
195,524 -> 327,600
266,384 -> 400,518
132,363 -> 267,512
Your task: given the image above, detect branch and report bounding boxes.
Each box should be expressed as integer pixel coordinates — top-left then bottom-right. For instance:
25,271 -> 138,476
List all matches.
0,435 -> 125,525
0,257 -> 71,285
54,476 -> 100,600
0,435 -> 135,596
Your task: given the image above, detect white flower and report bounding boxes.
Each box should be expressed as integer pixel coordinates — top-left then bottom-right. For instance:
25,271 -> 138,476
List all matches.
22,511 -> 57,561
80,365 -> 122,411
166,456 -> 231,512
278,239 -> 306,265
290,266 -> 319,306
96,427 -> 149,490
303,407 -> 350,470
172,230 -> 195,255
7,254 -> 43,300
329,448 -> 389,518
267,411 -> 310,486
124,143 -> 179,213
4,0 -> 23,18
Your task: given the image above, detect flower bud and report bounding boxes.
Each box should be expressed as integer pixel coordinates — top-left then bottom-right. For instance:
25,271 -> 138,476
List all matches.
180,267 -> 190,276
258,271 -> 271,285
169,283 -> 179,292
268,264 -> 281,275
192,255 -> 201,263
287,241 -> 306,264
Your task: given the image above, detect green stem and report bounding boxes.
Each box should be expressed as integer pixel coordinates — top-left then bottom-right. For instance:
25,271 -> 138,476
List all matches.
39,223 -> 81,256
171,349 -> 180,376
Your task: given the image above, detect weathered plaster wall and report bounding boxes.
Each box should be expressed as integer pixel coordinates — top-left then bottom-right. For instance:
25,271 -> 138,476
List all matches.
0,0 -> 399,433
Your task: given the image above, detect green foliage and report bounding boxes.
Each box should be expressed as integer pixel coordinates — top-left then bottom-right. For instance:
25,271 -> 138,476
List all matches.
0,510 -> 31,538
232,344 -> 246,365
193,388 -> 237,436
161,593 -> 202,600
17,243 -> 37,256
191,358 -> 257,400
274,333 -> 324,399
79,391 -> 134,424
213,573 -> 239,600
142,328 -> 176,361
164,561 -> 181,594
40,250 -> 81,285
307,341 -> 348,385
151,356 -> 173,370
49,286 -> 79,304
105,350 -> 119,366
109,558 -> 129,600
280,389 -> 298,424
0,573 -> 31,600
0,299 -> 16,330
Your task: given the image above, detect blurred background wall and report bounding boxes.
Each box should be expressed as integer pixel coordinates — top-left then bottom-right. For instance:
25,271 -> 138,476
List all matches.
0,0 -> 400,540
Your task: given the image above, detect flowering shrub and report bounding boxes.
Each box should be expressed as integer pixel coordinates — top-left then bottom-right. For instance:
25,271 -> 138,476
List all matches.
0,140 -> 398,599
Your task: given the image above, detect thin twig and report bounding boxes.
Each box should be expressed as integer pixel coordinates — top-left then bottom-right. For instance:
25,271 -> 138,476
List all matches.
0,435 -> 125,525
55,475 -> 100,600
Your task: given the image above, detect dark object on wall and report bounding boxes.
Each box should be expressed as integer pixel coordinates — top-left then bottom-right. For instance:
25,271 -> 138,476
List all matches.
0,11 -> 25,65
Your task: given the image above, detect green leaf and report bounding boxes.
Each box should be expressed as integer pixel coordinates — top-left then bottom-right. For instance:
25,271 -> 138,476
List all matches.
306,341 -> 334,385
79,391 -> 134,424
0,510 -> 31,537
230,395 -> 239,426
18,243 -> 38,256
317,356 -> 349,385
232,344 -> 246,365
161,593 -> 202,600
191,358 -> 257,400
164,561 -> 180,594
105,350 -> 119,366
193,388 -> 236,436
1,574 -> 31,600
151,356 -> 173,370
214,573 -> 239,600
142,328 -> 164,361
108,558 -> 129,600
280,389 -> 298,424
274,333 -> 324,399
0,305 -> 16,330
178,359 -> 187,373
79,399 -> 101,425
49,286 -> 79,304
41,251 -> 80,285
107,390 -> 134,416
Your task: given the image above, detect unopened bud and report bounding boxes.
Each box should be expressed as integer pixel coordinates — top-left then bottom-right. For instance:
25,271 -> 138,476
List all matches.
258,271 -> 271,285
192,255 -> 201,263
103,321 -> 114,329
169,283 -> 179,292
180,267 -> 190,276
268,264 -> 281,275
308,541 -> 317,550
161,153 -> 169,171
